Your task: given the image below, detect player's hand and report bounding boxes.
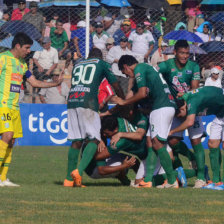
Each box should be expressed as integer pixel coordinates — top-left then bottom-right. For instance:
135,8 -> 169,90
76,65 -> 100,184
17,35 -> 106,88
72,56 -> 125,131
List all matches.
169,130 -> 174,136
38,66 -> 44,73
55,74 -> 63,85
110,133 -> 122,146
112,96 -> 125,106
123,156 -> 136,168
98,140 -> 106,152
177,92 -> 185,98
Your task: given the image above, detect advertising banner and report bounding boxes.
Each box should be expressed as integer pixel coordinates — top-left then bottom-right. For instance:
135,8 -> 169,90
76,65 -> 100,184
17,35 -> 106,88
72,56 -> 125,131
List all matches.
17,103 -> 215,148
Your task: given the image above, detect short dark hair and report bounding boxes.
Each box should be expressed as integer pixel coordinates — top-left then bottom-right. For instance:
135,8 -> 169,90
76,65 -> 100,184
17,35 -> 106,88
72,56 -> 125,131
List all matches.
174,40 -> 189,51
56,20 -> 63,25
88,48 -> 102,59
118,55 -> 138,71
175,99 -> 185,115
101,115 -> 118,133
12,32 -> 33,49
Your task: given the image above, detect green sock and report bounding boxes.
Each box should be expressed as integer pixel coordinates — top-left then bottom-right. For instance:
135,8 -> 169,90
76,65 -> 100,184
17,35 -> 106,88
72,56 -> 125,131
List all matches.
209,148 -> 221,183
66,147 -> 80,181
157,147 -> 176,184
173,141 -> 195,161
192,143 -> 205,181
78,142 -> 98,176
144,147 -> 157,182
184,169 -> 197,178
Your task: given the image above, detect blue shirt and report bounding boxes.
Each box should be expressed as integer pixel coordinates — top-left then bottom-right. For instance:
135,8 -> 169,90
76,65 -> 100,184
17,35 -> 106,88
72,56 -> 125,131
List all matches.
71,28 -> 93,58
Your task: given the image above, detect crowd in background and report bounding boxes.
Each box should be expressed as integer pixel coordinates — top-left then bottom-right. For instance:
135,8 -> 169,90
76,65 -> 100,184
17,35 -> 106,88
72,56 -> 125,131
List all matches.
0,0 -> 224,104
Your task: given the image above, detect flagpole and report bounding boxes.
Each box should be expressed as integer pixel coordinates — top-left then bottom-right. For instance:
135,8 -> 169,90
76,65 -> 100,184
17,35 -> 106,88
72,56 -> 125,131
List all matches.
85,0 -> 90,59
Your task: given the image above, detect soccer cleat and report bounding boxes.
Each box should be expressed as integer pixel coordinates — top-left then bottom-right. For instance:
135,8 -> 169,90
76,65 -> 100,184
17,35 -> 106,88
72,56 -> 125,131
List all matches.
157,180 -> 179,189
2,179 -> 20,187
63,179 -> 74,187
213,184 -> 224,191
156,179 -> 168,189
130,180 -> 139,188
193,179 -> 206,189
138,180 -> 152,188
176,167 -> 187,188
202,183 -> 215,189
71,169 -> 82,187
204,165 -> 210,183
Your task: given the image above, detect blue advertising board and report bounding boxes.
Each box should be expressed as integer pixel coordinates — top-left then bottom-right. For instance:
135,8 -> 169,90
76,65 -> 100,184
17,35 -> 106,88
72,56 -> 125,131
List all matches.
17,103 -> 215,148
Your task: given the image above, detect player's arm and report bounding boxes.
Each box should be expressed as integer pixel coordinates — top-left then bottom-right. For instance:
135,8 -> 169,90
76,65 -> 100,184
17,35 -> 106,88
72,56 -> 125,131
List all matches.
112,87 -> 147,106
98,156 -> 136,175
190,80 -> 200,90
190,63 -> 200,90
169,114 -> 196,135
110,128 -> 146,146
26,71 -> 62,88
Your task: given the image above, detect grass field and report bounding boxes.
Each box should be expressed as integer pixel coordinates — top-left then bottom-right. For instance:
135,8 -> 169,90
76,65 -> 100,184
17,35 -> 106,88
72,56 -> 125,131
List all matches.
0,146 -> 224,224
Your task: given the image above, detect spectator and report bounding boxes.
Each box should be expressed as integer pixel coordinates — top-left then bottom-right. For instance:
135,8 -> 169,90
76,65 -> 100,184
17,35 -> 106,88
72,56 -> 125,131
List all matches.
164,0 -> 183,34
50,12 -> 59,27
98,78 -> 114,112
185,3 -> 204,32
71,20 -> 93,59
128,23 -> 155,63
204,67 -> 222,88
39,69 -> 69,104
113,19 -> 133,46
0,10 -> 10,26
195,22 -> 214,45
103,12 -> 123,37
22,1 -> 45,37
150,41 -> 174,69
33,37 -> 58,80
169,22 -> 187,46
92,22 -> 110,50
102,37 -> 114,61
106,36 -> 133,94
11,0 -> 30,21
50,20 -> 71,71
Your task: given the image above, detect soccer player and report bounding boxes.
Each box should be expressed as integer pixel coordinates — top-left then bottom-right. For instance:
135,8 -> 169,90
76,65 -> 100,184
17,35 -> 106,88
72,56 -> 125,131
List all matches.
158,40 -> 206,188
113,55 -> 178,188
170,86 -> 224,189
0,32 -> 63,187
64,48 -> 124,187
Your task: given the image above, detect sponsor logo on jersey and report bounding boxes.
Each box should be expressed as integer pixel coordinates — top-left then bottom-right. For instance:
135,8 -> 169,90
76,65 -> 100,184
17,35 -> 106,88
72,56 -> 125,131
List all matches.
10,84 -> 21,93
190,89 -> 199,94
137,120 -> 146,126
186,70 -> 192,74
11,73 -> 23,82
135,73 -> 141,78
171,68 -> 176,72
177,72 -> 182,77
194,72 -> 200,76
5,123 -> 9,128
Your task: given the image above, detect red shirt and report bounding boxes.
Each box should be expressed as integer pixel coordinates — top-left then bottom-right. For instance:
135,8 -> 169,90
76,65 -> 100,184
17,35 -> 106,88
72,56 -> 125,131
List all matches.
11,8 -> 30,21
98,79 -> 114,104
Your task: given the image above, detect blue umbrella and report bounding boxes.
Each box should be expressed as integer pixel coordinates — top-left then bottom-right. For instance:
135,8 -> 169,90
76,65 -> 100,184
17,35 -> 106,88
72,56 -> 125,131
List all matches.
0,36 -> 43,51
209,12 -> 224,24
1,21 -> 42,40
164,30 -> 204,43
38,0 -> 100,7
201,0 -> 224,4
200,41 -> 224,53
101,0 -> 131,7
163,44 -> 207,55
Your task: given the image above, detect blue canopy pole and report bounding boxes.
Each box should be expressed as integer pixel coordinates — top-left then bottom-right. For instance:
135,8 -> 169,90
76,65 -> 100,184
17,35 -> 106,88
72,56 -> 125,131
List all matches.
85,0 -> 90,59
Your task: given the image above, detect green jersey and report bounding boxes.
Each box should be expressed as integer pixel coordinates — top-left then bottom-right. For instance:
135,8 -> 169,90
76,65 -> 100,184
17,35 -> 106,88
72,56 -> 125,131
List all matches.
108,116 -> 148,160
159,58 -> 200,98
183,86 -> 224,117
134,63 -> 176,111
67,58 -> 117,112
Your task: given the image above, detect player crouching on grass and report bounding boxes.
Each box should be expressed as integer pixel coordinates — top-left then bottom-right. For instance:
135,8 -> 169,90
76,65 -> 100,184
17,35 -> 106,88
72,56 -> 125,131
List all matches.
170,86 -> 224,189
0,32 -> 63,187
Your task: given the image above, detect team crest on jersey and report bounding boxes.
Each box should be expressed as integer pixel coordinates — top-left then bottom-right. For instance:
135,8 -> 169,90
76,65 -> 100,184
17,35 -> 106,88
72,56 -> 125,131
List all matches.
186,70 -> 192,74
190,89 -> 199,94
177,72 -> 182,77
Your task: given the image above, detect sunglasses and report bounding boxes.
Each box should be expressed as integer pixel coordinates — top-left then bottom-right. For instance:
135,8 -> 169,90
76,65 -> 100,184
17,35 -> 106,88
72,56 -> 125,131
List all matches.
212,73 -> 219,75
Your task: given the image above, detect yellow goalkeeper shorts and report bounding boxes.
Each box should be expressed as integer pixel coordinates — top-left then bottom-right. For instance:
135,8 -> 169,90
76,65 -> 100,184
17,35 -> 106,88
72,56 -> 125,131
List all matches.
0,108 -> 23,138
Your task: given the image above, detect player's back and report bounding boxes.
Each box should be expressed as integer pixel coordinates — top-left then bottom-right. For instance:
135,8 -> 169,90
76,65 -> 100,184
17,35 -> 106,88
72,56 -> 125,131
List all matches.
67,58 -> 116,112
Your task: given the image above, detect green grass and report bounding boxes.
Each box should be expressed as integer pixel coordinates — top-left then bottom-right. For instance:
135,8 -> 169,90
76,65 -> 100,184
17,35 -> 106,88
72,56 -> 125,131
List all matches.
0,147 -> 224,224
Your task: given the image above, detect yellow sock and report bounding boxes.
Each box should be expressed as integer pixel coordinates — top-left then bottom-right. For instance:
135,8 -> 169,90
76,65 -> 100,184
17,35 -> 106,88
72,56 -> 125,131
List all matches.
0,140 -> 8,168
0,147 -> 12,181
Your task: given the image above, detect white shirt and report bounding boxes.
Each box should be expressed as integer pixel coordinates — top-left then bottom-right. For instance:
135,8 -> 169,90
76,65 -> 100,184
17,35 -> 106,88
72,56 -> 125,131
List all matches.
33,47 -> 58,70
106,45 -> 133,77
129,30 -> 155,56
204,77 -> 222,88
195,32 -> 214,45
92,31 -> 110,50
